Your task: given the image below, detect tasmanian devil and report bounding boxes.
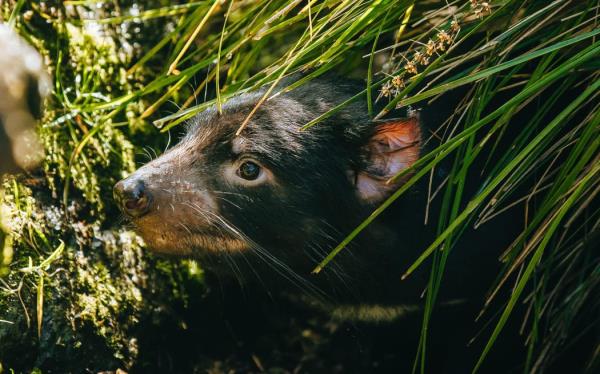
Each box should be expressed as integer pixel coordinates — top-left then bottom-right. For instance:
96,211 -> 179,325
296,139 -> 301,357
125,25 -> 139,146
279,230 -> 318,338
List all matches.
114,75 -> 524,370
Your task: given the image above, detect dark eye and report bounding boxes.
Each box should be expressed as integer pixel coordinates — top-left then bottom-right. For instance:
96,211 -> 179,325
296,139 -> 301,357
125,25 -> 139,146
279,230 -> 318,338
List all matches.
238,161 -> 261,180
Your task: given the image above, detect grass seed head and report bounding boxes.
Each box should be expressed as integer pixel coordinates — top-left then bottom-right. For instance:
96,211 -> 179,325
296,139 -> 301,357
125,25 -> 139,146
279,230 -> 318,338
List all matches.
438,30 -> 452,44
391,75 -> 405,89
379,81 -> 393,99
405,61 -> 418,74
451,19 -> 460,33
426,39 -> 437,56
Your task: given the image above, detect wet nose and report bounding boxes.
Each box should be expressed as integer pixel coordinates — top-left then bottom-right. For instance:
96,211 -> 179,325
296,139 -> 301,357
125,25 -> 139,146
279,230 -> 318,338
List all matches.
113,178 -> 151,218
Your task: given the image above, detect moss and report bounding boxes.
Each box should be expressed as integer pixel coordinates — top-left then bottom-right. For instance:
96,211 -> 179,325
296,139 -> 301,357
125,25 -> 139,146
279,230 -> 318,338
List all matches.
0,1 -> 204,372
0,190 -> 12,278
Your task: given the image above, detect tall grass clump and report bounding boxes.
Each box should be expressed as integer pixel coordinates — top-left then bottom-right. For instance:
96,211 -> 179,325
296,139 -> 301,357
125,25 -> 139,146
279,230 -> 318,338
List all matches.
1,0 -> 598,372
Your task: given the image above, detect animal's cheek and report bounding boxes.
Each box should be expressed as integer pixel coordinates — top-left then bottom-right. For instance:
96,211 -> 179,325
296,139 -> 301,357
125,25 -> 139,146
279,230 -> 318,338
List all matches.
129,179 -> 221,255
132,221 -> 195,256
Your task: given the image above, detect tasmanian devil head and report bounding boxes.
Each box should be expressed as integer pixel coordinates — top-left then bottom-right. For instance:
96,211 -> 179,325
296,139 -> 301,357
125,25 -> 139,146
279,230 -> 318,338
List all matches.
114,77 -> 422,279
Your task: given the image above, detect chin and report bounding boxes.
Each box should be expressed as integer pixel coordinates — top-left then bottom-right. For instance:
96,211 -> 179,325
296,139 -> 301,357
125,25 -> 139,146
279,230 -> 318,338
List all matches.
135,224 -> 249,257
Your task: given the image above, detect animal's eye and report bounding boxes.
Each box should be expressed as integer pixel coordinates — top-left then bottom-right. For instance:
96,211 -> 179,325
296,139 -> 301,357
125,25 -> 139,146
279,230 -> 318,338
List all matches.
237,161 -> 261,180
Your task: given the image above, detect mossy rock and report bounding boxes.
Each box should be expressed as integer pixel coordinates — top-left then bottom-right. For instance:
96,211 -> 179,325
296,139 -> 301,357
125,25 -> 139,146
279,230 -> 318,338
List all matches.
0,1 -> 205,371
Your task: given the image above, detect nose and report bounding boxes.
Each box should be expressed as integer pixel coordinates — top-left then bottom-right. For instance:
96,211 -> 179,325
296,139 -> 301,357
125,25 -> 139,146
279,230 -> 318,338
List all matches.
113,178 -> 151,218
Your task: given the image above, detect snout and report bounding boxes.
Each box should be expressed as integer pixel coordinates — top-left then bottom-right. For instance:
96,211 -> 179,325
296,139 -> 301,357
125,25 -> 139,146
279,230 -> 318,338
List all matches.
114,178 -> 152,218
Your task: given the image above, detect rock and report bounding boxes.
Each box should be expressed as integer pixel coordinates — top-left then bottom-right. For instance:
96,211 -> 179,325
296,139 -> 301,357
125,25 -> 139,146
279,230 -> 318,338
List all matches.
0,24 -> 49,173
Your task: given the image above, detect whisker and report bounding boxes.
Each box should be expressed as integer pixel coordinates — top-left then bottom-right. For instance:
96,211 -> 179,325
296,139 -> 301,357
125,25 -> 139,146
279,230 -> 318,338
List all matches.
164,130 -> 172,153
182,202 -> 213,223
178,200 -> 328,301
179,222 -> 193,235
214,196 -> 243,210
222,251 -> 246,289
194,206 -> 328,301
212,190 -> 252,200
136,148 -> 153,162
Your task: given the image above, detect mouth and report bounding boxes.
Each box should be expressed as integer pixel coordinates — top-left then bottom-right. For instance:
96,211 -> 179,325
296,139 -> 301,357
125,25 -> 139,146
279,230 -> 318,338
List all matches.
181,233 -> 250,253
129,217 -> 249,256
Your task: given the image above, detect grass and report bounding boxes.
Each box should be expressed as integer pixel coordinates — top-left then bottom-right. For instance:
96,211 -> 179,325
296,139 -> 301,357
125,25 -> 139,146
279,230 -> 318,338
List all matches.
1,0 -> 599,372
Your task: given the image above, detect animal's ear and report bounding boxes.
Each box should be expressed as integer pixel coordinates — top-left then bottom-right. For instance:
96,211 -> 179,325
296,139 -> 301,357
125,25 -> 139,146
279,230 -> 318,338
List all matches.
355,116 -> 422,203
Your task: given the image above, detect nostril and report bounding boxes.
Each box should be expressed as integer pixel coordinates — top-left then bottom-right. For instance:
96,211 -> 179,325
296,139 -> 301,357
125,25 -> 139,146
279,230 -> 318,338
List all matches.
114,178 -> 151,218
125,192 -> 147,211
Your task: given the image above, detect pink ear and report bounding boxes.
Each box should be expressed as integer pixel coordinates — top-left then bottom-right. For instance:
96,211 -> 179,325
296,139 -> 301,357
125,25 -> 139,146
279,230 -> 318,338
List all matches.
356,117 -> 421,203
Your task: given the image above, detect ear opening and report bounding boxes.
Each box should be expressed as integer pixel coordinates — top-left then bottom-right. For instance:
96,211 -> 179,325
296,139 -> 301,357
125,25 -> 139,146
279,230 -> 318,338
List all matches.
355,116 -> 421,203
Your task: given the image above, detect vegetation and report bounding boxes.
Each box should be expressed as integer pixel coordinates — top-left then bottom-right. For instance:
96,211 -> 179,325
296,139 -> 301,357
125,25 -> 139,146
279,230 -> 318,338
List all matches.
1,0 -> 598,372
